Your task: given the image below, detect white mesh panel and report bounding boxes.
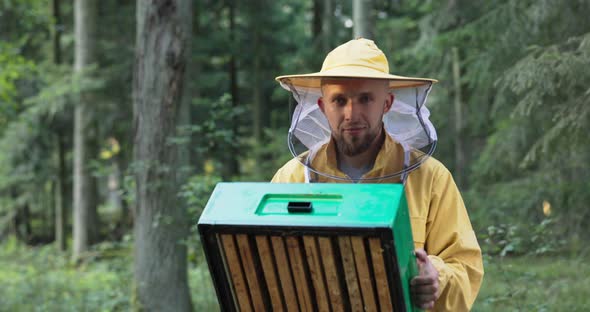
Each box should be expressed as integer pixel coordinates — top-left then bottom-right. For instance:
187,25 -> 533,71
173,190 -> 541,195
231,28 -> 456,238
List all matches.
281,79 -> 437,181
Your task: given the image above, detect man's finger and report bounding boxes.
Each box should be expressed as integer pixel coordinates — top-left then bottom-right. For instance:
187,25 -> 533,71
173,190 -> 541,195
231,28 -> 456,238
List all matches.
415,249 -> 428,260
418,302 -> 435,310
411,275 -> 438,286
411,284 -> 438,295
412,292 -> 437,303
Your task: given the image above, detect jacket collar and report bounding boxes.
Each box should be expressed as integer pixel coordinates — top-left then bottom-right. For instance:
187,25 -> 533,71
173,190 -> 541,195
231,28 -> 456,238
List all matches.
309,133 -> 405,183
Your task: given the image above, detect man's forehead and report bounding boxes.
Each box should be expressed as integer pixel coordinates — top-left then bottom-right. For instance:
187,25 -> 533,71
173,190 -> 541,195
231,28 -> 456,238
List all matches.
320,78 -> 389,93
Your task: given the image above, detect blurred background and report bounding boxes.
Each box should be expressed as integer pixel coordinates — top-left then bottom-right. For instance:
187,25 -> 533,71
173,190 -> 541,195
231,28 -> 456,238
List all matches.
1,0 -> 589,310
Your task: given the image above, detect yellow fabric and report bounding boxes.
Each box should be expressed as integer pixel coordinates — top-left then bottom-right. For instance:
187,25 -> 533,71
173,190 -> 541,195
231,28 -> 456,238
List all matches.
271,135 -> 484,311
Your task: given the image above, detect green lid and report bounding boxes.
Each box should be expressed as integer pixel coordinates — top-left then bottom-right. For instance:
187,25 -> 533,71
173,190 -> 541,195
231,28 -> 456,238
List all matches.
199,182 -> 407,229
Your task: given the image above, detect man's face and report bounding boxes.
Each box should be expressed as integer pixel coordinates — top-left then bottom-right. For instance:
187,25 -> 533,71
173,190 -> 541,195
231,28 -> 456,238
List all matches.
319,79 -> 393,156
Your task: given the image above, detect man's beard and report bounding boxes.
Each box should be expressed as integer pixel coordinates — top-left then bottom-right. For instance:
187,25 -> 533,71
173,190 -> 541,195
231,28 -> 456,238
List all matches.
335,127 -> 379,157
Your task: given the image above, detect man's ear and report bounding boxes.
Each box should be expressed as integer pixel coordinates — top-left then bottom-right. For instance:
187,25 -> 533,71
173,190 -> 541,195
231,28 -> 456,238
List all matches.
383,93 -> 394,113
317,97 -> 325,113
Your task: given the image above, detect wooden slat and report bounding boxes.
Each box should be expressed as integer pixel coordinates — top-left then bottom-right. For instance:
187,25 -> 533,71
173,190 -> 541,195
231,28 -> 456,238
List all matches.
369,237 -> 393,312
318,237 -> 345,312
256,235 -> 285,311
303,236 -> 331,312
236,234 -> 267,311
216,234 -> 240,309
351,236 -> 377,311
338,236 -> 363,311
220,234 -> 253,312
271,236 -> 300,312
286,236 -> 314,311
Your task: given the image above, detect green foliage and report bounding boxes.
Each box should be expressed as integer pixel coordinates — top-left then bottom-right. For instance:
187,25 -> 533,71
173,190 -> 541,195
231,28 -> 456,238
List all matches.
189,259 -> 220,311
179,173 -> 221,265
0,237 -> 220,311
0,0 -> 134,244
0,0 -> 51,59
189,94 -> 245,158
0,237 -> 132,311
178,173 -> 222,309
498,33 -> 590,163
481,218 -> 566,257
181,174 -> 222,218
0,62 -> 106,233
0,44 -> 35,112
475,255 -> 590,311
382,0 -> 590,247
239,128 -> 294,181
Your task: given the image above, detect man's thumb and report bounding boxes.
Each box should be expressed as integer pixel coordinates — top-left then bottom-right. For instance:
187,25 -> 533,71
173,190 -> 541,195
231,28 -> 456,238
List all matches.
415,249 -> 428,263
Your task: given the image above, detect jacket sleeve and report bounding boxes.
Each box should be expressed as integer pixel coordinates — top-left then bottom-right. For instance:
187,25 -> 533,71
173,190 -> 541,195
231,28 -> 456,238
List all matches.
270,166 -> 286,182
270,158 -> 305,183
426,167 -> 484,311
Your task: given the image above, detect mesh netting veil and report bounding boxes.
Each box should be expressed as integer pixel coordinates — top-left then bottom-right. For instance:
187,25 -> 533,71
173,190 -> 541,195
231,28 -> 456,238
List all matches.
281,78 -> 437,182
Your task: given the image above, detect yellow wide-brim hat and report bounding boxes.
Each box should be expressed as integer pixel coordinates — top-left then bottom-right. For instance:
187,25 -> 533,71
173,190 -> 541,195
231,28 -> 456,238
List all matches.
276,38 -> 437,89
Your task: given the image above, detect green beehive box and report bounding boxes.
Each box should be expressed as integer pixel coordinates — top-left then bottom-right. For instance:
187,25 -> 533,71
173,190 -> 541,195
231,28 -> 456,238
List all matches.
198,182 -> 420,311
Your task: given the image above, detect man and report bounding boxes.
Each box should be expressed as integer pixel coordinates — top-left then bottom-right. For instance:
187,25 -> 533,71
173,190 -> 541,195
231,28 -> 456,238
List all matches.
272,38 -> 483,311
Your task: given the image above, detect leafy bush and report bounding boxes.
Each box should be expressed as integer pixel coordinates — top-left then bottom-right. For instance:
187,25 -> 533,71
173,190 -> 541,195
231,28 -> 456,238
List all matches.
239,127 -> 293,182
480,218 -> 566,257
465,172 -> 586,257
0,236 -> 220,311
0,237 -> 132,311
190,259 -> 220,311
179,173 -> 221,266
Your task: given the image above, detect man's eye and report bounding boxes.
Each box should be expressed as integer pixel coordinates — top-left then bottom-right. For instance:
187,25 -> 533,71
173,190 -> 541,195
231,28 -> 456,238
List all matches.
359,95 -> 371,104
334,97 -> 347,106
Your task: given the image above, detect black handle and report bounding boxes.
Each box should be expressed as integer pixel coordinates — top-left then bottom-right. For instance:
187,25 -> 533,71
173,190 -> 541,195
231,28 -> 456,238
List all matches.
287,201 -> 313,213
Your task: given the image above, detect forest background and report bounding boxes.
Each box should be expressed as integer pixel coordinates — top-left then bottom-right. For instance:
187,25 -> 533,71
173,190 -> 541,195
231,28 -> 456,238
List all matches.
1,0 -> 589,311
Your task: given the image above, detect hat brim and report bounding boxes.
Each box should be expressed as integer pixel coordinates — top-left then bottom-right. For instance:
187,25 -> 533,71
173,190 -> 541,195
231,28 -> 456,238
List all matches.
276,66 -> 438,89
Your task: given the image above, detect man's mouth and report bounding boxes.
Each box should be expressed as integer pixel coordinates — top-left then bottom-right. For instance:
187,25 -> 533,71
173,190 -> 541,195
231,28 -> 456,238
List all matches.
342,126 -> 366,135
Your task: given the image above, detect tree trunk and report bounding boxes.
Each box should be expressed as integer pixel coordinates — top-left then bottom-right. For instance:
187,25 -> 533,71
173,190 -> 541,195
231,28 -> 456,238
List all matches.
252,19 -> 263,143
51,0 -> 62,64
72,0 -> 99,262
322,0 -> 333,53
20,204 -> 32,242
228,0 -> 240,177
56,133 -> 67,250
313,0 -> 323,43
115,155 -> 133,238
107,161 -> 123,215
452,46 -> 464,188
133,1 -> 193,311
353,0 -> 374,39
246,0 -> 269,144
48,181 -> 55,241
52,0 -> 67,251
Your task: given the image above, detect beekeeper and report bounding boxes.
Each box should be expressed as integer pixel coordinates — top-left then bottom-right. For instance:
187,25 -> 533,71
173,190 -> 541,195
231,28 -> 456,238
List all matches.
272,38 -> 484,311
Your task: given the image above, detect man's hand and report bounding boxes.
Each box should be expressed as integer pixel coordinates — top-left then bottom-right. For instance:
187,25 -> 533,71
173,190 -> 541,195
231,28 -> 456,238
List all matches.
410,249 -> 440,309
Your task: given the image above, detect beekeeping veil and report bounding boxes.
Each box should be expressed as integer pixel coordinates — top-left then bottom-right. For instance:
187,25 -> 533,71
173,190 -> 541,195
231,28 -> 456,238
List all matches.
275,38 -> 438,183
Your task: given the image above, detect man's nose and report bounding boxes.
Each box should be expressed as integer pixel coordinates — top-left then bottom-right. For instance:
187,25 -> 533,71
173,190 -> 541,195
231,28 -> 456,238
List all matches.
343,100 -> 358,120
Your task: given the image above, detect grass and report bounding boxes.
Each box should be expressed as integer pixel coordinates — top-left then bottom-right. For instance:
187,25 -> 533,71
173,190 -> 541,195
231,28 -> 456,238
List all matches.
474,253 -> 590,311
0,238 -> 218,311
0,238 -> 132,311
1,237 -> 588,311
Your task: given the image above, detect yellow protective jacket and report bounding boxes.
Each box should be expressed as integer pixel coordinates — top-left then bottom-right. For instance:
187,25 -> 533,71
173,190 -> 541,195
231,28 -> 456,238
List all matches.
271,135 -> 484,311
